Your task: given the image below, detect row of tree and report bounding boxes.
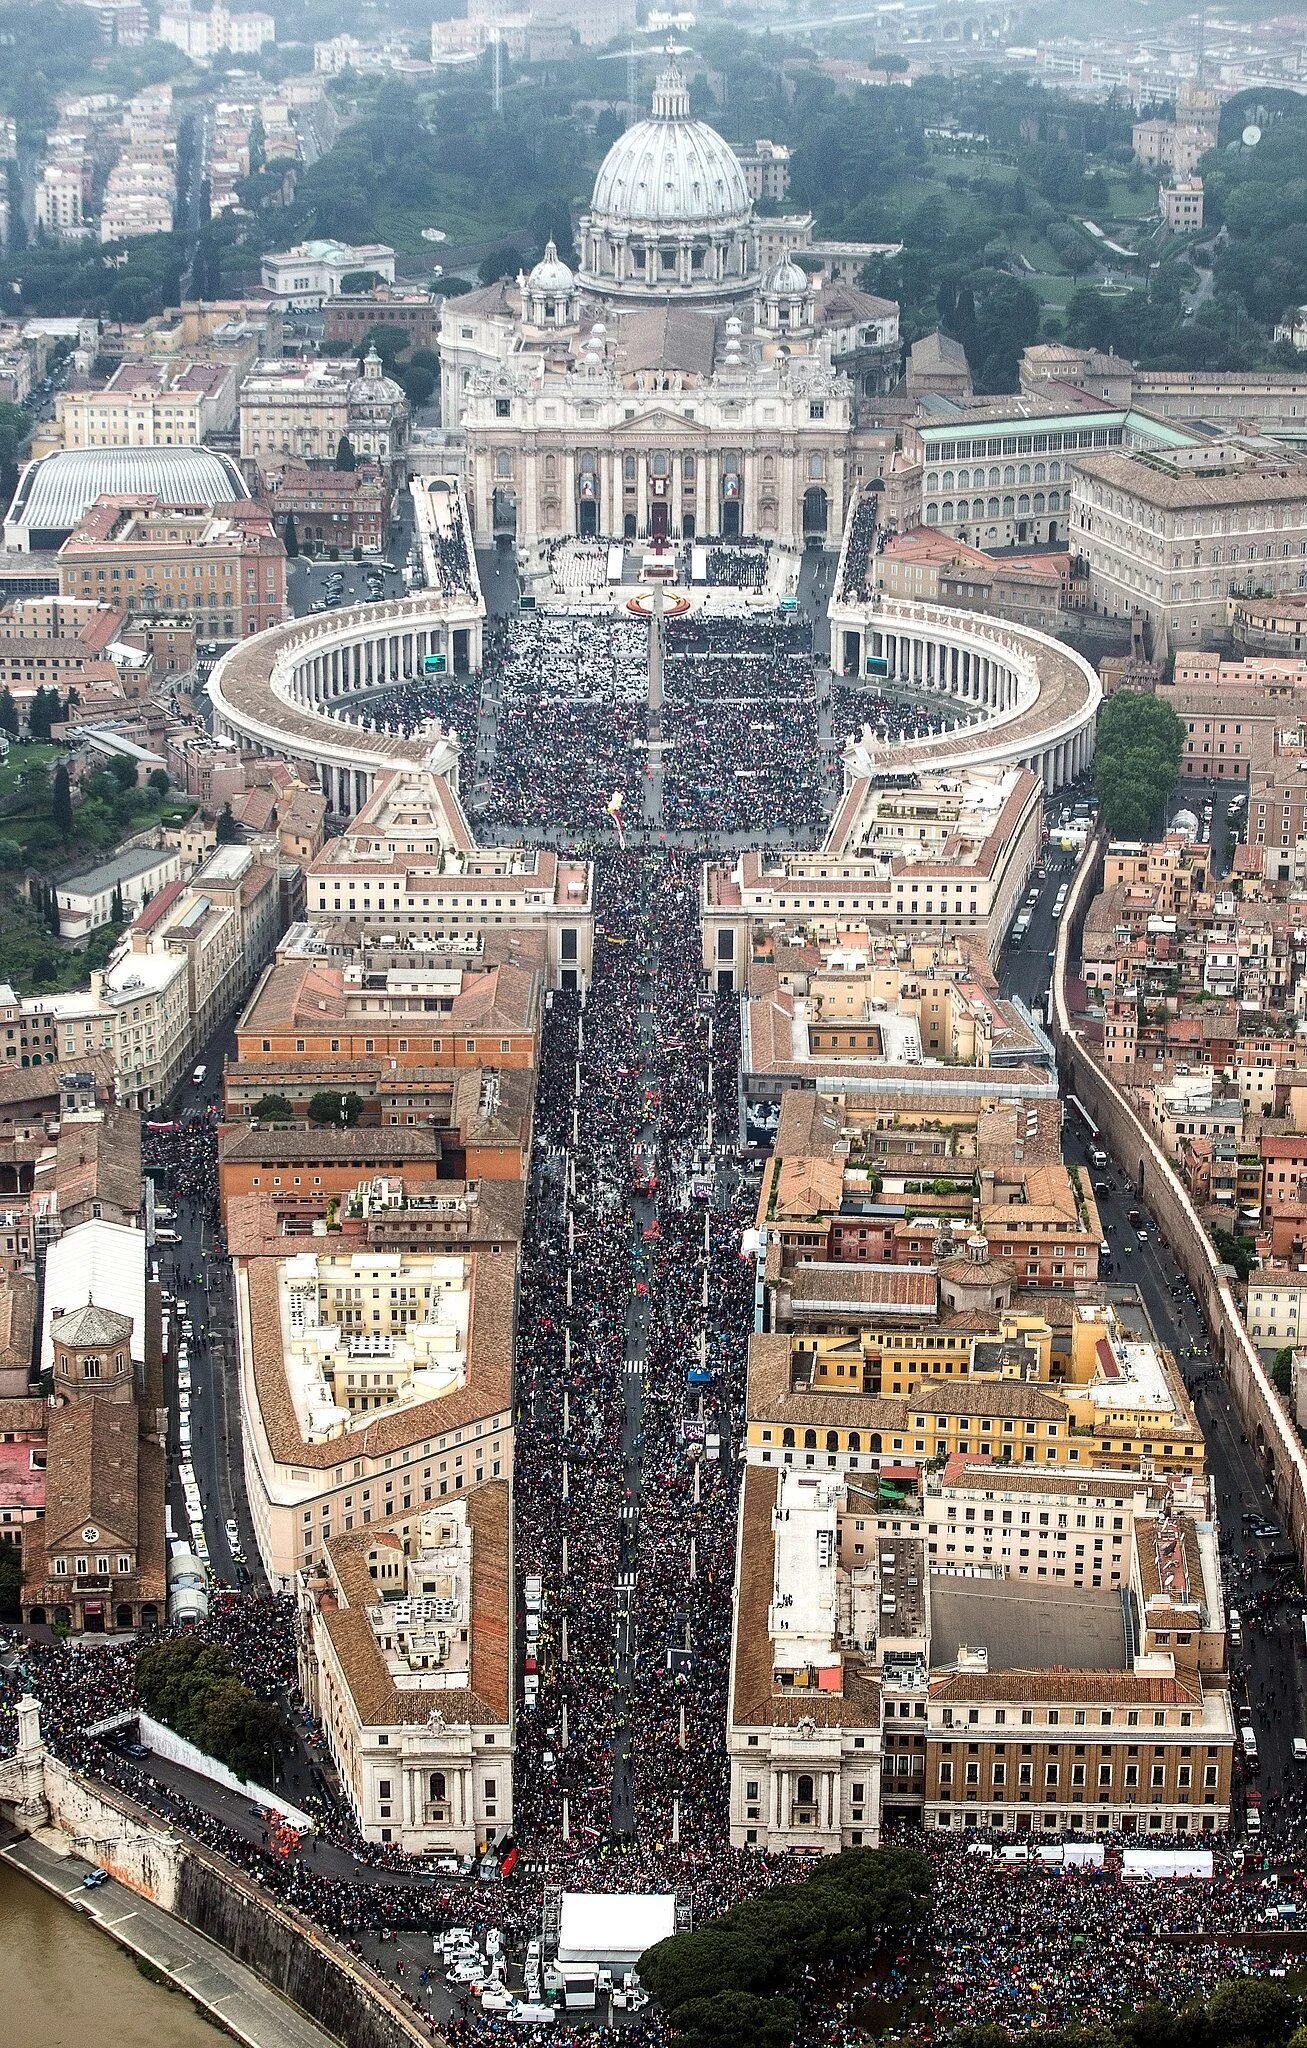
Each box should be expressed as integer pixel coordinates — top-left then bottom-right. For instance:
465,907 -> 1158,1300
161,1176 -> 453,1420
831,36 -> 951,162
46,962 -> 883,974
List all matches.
1092,691 -> 1185,839
952,1975 -> 1303,2048
135,1636 -> 284,1786
638,1847 -> 930,2048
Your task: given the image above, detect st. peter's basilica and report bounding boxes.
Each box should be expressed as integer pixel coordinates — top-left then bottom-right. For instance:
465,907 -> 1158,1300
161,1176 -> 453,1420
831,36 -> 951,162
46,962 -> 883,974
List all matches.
439,69 -> 900,550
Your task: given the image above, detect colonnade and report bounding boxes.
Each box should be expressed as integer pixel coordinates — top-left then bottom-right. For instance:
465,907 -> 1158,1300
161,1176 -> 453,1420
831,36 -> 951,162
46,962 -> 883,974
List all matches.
829,595 -> 1100,798
207,594 -> 482,818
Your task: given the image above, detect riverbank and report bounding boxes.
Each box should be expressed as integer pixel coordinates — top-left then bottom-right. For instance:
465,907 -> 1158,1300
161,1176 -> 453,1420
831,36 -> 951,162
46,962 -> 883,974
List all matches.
3,1834 -> 337,2048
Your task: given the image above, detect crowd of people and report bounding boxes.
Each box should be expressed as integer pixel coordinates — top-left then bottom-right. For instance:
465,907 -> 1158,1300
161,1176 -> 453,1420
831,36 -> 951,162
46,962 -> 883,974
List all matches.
839,491 -> 882,603
476,614 -> 647,835
6,588 -> 1307,2048
828,682 -> 964,752
703,544 -> 768,591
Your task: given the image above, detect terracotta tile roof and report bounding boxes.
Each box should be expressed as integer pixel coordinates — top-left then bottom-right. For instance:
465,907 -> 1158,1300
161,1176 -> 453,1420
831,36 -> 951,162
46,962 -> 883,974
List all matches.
240,1243 -> 514,1471
40,1399 -> 140,1548
317,1480 -> 511,1726
731,1464 -> 880,1731
929,1668 -> 1203,1705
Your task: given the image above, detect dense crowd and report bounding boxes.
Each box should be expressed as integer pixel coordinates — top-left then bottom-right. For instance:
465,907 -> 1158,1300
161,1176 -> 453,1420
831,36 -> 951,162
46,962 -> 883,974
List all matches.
828,682 -> 964,751
430,495 -> 477,597
477,615 -> 647,835
703,544 -> 767,591
839,491 -> 881,602
5,594 -> 1305,2048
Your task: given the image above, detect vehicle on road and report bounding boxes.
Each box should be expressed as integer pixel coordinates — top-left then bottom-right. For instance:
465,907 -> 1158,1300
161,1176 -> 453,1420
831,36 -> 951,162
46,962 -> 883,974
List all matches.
82,1868 -> 110,1888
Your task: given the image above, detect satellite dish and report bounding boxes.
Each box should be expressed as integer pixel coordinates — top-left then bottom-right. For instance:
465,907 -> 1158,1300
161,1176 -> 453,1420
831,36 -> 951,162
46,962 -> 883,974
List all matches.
1242,123 -> 1262,147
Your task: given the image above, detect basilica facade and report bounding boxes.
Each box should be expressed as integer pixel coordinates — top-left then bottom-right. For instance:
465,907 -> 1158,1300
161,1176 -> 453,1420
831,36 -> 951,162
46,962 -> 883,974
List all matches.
439,71 -> 900,551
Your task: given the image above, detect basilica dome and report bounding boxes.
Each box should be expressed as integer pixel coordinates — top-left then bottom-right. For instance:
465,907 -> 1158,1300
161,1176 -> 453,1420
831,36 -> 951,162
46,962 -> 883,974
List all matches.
590,69 -> 751,230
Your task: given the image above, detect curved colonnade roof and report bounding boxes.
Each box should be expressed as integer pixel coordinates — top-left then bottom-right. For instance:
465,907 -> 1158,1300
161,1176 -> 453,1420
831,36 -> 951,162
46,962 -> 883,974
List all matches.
206,593 -> 478,773
826,601 -> 1101,855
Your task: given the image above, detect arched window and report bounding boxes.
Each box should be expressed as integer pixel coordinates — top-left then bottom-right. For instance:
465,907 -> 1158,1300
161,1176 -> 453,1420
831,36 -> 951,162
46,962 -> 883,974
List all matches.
1019,463 -> 1030,484
987,497 -> 999,518
682,454 -> 695,483
1003,465 -> 1016,486
803,1428 -> 817,1450
1034,492 -> 1045,514
430,1771 -> 447,1803
925,503 -> 938,524
825,1430 -> 839,1452
544,454 -> 557,481
942,502 -> 954,523
763,454 -> 775,480
988,466 -> 1000,488
782,1427 -> 795,1448
1018,494 -> 1030,514
624,454 -> 637,481
808,453 -> 825,480
942,470 -> 954,491
1003,495 -> 1015,516
652,450 -> 668,477
796,1774 -> 815,1807
848,1431 -> 861,1453
494,451 -> 511,479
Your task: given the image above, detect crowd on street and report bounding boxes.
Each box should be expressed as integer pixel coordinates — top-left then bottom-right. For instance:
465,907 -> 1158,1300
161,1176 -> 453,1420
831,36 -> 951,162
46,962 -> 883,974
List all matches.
4,588 -> 1307,2048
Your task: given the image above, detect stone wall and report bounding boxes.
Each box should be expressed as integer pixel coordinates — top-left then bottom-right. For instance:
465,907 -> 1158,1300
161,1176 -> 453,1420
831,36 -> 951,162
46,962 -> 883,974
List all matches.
43,1754 -> 184,1907
1051,835 -> 1307,1563
177,1853 -> 435,2048
31,1759 -> 436,2048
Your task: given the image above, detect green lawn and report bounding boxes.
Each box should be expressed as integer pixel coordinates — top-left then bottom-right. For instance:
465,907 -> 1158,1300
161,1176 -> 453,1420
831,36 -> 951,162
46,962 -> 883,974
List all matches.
0,740 -> 58,808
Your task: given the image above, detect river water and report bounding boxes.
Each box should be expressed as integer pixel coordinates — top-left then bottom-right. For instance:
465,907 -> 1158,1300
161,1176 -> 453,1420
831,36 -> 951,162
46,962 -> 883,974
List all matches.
0,1860 -> 222,2046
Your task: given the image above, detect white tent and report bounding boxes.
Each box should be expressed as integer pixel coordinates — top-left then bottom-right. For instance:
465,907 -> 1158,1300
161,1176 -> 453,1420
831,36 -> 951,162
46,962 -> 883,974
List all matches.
557,1893 -> 677,1972
1121,1848 -> 1213,1880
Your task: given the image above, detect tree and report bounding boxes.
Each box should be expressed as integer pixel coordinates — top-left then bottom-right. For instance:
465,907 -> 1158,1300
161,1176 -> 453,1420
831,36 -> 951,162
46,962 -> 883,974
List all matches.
1206,1979 -> 1298,2048
110,881 -> 124,925
671,1993 -> 798,2048
308,1089 -> 363,1127
478,243 -> 525,286
334,435 -> 357,472
51,762 -> 73,838
283,511 -> 298,558
148,767 -> 170,798
252,1092 -> 294,1122
215,803 -> 238,843
1093,690 -> 1185,837
135,1635 -> 284,1784
0,688 -> 18,739
27,685 -> 60,742
400,363 -> 435,409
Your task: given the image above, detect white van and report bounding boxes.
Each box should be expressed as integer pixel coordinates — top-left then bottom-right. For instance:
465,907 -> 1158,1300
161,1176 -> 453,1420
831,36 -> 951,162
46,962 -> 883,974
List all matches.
192,1065 -> 207,1087
1241,1724 -> 1259,1765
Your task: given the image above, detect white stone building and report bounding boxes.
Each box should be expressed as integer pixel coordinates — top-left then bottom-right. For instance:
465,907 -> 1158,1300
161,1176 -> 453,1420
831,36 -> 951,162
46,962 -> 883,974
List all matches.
439,69 -> 900,551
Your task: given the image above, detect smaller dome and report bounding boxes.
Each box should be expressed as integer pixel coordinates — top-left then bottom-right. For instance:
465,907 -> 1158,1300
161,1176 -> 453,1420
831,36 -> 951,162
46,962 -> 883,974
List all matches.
765,252 -> 808,296
528,239 -> 575,295
590,321 -> 607,337
725,314 -> 743,336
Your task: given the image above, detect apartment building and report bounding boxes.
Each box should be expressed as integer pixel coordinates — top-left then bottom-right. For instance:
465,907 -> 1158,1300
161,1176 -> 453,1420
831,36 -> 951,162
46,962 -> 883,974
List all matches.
234,1220 -> 516,1584
57,359 -> 237,447
703,766 -> 1043,990
297,1484 -> 512,1853
1160,179 -> 1204,232
259,240 -> 397,308
306,770 -> 595,992
1070,441 -> 1307,653
726,1464 -> 1233,1849
240,350 -> 409,476
57,496 -> 287,640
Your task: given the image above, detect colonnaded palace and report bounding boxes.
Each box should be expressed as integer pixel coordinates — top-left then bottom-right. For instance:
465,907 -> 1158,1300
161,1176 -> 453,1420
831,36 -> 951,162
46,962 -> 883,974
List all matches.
438,69 -> 901,550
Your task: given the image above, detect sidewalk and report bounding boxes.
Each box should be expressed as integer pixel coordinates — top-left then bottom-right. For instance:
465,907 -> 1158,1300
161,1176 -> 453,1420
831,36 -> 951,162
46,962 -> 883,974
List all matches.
5,1834 -> 338,2048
